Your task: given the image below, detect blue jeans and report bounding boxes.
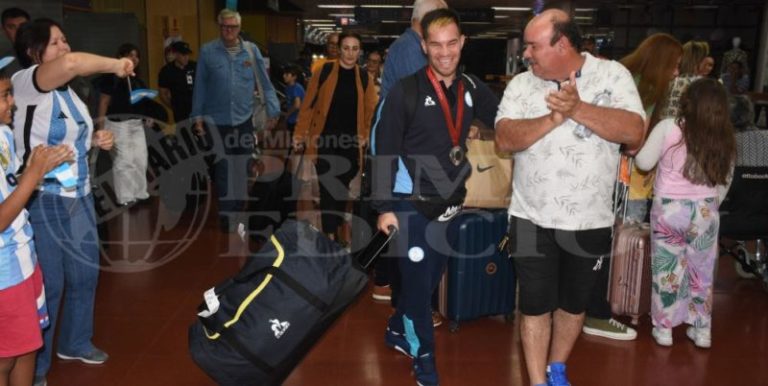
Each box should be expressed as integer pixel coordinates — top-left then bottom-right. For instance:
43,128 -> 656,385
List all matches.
212,119 -> 255,232
28,193 -> 100,376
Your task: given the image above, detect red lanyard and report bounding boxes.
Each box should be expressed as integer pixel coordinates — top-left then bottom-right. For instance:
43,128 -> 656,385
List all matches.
426,67 -> 464,147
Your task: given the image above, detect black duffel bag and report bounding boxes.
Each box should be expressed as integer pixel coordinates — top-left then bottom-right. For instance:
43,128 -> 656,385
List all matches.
188,219 -> 387,386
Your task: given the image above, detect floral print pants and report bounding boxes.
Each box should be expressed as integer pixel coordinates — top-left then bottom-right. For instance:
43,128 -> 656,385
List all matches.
650,196 -> 719,329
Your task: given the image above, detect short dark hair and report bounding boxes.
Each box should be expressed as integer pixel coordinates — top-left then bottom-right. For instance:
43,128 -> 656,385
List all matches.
14,18 -> 63,69
0,69 -> 9,81
550,17 -> 582,50
282,64 -> 300,77
1,7 -> 30,26
420,8 -> 461,40
367,50 -> 383,62
337,31 -> 361,47
117,43 -> 139,59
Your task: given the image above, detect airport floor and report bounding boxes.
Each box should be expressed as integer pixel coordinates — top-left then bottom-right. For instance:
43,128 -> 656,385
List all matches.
42,195 -> 768,386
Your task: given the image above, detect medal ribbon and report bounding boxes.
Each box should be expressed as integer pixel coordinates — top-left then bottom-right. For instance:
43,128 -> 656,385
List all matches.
426,67 -> 464,148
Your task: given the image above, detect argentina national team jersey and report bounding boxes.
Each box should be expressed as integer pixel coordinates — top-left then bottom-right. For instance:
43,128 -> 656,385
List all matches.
11,65 -> 93,198
0,125 -> 36,290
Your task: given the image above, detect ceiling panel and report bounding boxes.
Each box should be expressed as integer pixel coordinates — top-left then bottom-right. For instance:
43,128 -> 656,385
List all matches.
281,0 -> 765,43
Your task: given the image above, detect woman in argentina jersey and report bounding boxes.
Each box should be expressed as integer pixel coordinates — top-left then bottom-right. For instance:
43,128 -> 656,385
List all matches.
11,18 -> 134,383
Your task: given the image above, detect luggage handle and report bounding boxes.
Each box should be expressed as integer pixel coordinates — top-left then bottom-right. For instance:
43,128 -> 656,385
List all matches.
355,225 -> 397,270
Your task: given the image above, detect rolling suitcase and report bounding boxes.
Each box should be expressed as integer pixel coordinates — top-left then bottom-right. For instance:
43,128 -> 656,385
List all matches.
438,209 -> 516,332
188,220 -> 395,386
608,223 -> 651,325
607,156 -> 652,325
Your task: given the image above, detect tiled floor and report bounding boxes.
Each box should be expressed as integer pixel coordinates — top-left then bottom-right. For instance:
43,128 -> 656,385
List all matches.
43,196 -> 768,386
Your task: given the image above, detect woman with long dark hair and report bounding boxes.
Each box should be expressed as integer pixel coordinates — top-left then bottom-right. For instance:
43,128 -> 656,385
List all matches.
293,31 -> 378,244
12,18 -> 133,384
636,78 -> 736,348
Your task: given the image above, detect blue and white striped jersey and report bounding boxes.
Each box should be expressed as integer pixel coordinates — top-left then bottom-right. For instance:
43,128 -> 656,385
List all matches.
0,124 -> 36,290
12,65 -> 93,198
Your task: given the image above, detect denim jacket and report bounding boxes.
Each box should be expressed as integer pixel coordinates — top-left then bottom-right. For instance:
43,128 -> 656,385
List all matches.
191,39 -> 280,126
379,28 -> 426,101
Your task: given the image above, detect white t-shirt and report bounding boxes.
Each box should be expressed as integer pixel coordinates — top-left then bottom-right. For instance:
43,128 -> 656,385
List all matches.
12,65 -> 93,198
495,53 -> 645,230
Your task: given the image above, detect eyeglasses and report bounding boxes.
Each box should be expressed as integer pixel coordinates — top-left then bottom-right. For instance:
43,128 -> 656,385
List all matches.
219,24 -> 240,31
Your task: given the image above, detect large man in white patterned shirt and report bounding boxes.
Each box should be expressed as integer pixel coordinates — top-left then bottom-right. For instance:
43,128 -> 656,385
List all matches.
494,9 -> 645,386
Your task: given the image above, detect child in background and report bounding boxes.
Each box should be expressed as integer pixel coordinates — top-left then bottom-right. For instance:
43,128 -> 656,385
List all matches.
282,64 -> 305,137
0,63 -> 74,386
635,78 -> 736,349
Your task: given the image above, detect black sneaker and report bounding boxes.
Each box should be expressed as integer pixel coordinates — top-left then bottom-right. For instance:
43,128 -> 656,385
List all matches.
413,352 -> 439,386
384,327 -> 412,358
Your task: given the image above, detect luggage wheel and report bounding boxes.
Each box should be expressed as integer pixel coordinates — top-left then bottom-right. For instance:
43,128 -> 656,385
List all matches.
449,321 -> 459,333
504,313 -> 515,323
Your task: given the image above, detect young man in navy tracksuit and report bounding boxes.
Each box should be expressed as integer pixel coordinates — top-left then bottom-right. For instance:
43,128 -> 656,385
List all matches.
370,9 -> 499,386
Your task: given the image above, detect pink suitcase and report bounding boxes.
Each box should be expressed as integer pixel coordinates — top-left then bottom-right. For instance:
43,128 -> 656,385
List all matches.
608,221 -> 651,325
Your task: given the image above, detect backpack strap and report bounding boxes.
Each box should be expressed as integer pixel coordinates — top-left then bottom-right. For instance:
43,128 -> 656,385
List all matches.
358,66 -> 369,91
309,61 -> 335,109
402,73 -> 419,127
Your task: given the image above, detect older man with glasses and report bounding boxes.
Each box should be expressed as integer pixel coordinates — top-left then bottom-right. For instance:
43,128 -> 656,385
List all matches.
191,8 -> 280,246
311,32 -> 340,73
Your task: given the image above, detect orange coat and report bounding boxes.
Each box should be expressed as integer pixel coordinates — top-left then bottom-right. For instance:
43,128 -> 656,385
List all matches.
293,60 -> 379,169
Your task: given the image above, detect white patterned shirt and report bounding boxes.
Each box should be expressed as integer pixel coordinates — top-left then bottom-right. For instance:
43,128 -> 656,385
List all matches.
495,53 -> 645,230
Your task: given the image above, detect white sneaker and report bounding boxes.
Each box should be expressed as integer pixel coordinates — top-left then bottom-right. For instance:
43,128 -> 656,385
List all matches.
686,326 -> 711,348
652,327 -> 673,346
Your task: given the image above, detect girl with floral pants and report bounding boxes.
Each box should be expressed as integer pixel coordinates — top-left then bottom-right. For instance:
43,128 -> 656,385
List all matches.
635,79 -> 735,348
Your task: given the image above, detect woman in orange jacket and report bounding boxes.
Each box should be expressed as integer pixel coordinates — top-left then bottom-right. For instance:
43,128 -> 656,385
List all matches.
293,31 -> 378,243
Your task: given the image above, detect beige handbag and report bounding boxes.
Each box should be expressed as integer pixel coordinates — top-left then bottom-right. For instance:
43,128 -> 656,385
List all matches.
463,139 -> 513,209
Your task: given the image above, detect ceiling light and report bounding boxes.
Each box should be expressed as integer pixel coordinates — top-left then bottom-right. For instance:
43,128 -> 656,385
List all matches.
492,7 -> 531,12
304,19 -> 334,22
328,13 -> 354,17
360,5 -> 404,8
574,8 -> 597,12
494,15 -> 510,19
318,4 -> 355,8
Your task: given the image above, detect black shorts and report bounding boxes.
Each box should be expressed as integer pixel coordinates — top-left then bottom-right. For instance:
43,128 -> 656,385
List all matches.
508,216 -> 611,316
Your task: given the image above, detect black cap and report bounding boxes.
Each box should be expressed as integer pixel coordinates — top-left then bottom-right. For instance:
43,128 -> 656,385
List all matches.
170,41 -> 192,54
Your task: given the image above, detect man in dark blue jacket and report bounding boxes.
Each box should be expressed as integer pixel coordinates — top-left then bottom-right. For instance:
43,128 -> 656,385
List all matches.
371,8 -> 499,386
